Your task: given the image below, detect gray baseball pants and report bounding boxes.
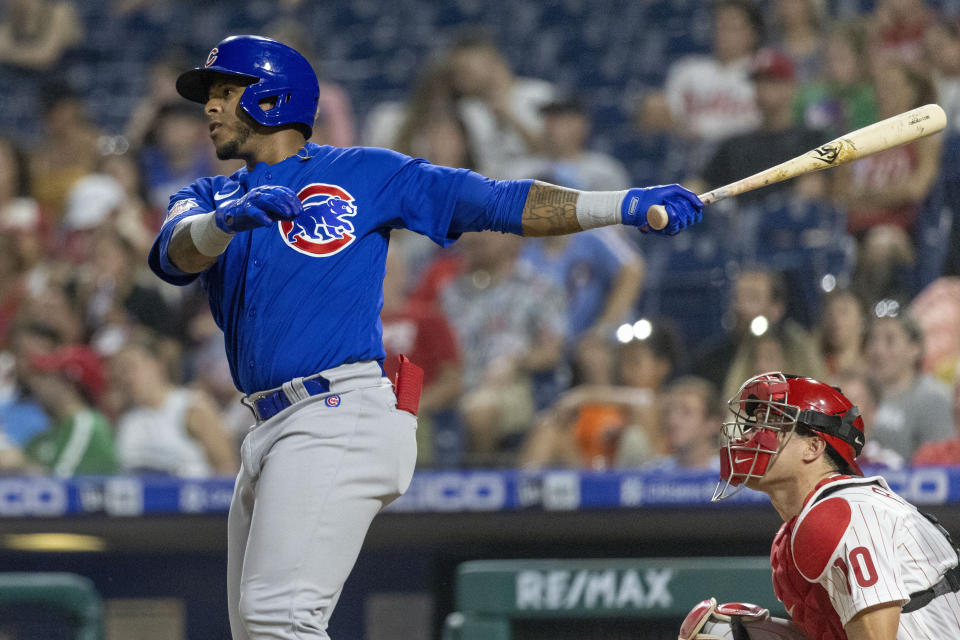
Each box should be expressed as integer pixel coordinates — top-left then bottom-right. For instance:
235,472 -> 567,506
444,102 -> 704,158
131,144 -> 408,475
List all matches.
227,361 -> 417,639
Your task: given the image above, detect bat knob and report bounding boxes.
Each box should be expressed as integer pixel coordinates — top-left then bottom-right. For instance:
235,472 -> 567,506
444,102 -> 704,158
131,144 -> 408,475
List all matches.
646,204 -> 668,231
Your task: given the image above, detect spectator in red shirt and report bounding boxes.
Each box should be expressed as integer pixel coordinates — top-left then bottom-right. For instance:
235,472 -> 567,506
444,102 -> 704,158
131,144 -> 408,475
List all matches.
408,248 -> 461,309
381,238 -> 462,466
836,62 -> 940,237
868,0 -> 932,68
834,63 -> 941,303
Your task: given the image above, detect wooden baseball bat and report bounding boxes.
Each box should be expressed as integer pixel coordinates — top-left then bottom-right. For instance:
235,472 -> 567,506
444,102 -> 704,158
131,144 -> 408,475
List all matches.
646,103 -> 947,230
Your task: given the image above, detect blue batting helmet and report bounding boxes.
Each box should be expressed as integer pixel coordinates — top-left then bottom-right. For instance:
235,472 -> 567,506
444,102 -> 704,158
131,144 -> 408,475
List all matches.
176,35 -> 320,137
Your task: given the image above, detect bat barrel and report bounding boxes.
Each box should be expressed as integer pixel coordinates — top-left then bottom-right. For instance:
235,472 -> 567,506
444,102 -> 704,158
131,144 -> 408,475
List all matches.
643,104 -> 946,231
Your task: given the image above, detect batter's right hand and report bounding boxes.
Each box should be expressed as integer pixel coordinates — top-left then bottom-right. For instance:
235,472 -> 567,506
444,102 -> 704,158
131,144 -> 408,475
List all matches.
621,184 -> 703,236
214,183 -> 303,233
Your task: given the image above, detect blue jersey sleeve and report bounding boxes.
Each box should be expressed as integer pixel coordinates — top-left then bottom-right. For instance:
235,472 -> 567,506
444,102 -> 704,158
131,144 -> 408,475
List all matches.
445,168 -> 531,237
147,177 -> 221,286
369,148 -> 531,244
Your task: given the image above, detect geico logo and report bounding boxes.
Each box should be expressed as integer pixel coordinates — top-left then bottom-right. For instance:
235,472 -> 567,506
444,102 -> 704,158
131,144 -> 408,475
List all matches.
881,469 -> 948,505
411,473 -> 507,511
0,478 -> 68,517
516,568 -> 674,611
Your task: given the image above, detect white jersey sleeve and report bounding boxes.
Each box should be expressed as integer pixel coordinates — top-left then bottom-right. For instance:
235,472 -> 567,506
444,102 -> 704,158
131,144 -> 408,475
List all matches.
791,476 -> 960,637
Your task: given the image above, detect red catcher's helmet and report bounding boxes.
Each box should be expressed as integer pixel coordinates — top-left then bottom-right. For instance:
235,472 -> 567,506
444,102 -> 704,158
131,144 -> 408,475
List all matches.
714,372 -> 866,500
778,375 -> 865,471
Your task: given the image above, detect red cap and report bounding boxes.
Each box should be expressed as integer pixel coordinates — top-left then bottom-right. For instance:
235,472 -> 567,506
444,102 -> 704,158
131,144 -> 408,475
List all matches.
750,48 -> 796,82
30,346 -> 107,401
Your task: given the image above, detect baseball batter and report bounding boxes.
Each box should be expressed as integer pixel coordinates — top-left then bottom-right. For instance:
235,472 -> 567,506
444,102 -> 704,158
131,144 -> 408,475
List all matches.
147,36 -> 702,639
681,372 -> 960,640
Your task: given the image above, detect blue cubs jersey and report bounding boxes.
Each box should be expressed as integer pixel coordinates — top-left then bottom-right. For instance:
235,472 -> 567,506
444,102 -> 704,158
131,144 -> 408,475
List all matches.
149,143 -> 529,394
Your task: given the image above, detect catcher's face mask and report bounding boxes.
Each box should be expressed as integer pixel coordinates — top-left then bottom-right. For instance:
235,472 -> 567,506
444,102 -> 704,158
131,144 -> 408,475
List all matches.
713,372 -> 798,501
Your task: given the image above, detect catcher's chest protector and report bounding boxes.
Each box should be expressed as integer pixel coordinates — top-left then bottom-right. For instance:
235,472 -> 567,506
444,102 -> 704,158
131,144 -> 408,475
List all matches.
771,518 -> 848,640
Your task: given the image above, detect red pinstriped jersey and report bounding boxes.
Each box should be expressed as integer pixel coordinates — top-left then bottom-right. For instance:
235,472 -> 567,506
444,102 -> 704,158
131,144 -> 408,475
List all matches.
783,475 -> 960,639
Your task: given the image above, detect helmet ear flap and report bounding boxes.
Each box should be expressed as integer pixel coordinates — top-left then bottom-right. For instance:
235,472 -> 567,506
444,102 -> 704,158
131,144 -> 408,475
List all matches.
786,378 -> 865,475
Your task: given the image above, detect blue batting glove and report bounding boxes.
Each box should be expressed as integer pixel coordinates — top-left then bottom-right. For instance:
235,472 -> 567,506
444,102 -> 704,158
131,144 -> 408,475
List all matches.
214,184 -> 303,233
621,184 -> 704,236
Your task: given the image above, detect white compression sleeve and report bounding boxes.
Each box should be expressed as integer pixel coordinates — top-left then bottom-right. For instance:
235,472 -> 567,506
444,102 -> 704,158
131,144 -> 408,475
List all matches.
575,190 -> 628,230
180,212 -> 234,257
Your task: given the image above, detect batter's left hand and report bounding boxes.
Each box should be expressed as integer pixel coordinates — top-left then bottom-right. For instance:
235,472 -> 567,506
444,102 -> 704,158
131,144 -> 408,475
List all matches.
621,184 -> 703,236
215,184 -> 303,233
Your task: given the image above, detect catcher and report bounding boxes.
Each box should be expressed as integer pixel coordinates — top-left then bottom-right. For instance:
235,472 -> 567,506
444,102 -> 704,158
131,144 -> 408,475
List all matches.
680,372 -> 960,640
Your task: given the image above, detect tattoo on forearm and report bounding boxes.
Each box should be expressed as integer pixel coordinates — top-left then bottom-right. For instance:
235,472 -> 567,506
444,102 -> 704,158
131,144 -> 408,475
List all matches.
521,182 -> 582,236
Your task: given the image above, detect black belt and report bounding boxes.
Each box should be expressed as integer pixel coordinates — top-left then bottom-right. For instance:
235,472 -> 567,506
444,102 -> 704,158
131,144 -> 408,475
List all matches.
903,565 -> 960,613
903,510 -> 960,613
246,376 -> 331,422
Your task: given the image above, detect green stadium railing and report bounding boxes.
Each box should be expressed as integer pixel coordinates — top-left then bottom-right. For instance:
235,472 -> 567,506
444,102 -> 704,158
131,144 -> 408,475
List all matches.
0,572 -> 104,640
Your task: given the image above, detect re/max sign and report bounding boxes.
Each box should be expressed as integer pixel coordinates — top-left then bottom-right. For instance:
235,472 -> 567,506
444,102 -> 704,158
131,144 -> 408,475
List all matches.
516,568 -> 673,611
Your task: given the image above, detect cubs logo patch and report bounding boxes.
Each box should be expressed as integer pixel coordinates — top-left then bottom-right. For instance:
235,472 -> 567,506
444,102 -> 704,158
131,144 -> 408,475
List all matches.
325,395 -> 341,407
279,183 -> 358,257
205,48 -> 219,67
165,198 -> 198,222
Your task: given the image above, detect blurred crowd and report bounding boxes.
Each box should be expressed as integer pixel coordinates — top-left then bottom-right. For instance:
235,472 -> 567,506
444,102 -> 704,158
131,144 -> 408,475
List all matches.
1,0 -> 960,478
